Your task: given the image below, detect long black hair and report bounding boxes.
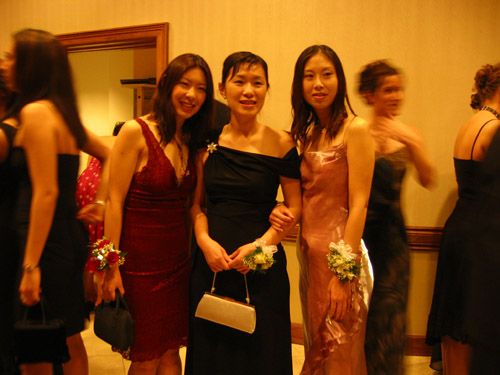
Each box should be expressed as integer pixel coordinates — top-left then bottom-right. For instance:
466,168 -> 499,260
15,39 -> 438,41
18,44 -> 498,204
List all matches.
148,53 -> 214,153
7,28 -> 87,147
291,45 -> 354,146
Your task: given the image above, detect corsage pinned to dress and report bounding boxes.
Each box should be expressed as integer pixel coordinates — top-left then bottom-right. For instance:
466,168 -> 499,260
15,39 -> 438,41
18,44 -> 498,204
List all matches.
207,142 -> 218,154
326,240 -> 362,282
243,239 -> 277,273
88,237 -> 126,272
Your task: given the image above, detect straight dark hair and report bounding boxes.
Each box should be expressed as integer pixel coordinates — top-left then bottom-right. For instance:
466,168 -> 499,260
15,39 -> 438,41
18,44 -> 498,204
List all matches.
221,51 -> 269,88
148,53 -> 214,153
8,29 -> 87,147
291,45 -> 354,145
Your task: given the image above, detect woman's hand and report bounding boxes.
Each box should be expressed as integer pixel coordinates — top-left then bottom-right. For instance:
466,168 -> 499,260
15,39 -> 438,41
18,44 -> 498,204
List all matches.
100,266 -> 124,303
76,202 -> 105,225
201,240 -> 231,273
77,204 -> 104,225
228,242 -> 255,274
327,275 -> 352,321
269,204 -> 295,232
19,268 -> 42,306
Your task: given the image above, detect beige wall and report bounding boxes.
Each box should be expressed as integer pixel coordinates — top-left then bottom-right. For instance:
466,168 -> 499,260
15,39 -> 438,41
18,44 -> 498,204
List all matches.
2,0 -> 499,337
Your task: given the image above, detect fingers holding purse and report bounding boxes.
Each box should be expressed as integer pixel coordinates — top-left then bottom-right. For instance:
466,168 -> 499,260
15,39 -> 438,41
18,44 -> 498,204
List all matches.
19,265 -> 42,306
102,266 -> 124,302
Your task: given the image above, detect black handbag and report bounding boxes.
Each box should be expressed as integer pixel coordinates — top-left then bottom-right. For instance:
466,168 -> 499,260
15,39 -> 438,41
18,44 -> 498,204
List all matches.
13,296 -> 70,364
94,290 -> 134,351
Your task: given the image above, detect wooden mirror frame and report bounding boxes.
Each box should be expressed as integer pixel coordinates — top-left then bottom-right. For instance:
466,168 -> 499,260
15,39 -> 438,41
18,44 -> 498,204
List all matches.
57,23 -> 168,81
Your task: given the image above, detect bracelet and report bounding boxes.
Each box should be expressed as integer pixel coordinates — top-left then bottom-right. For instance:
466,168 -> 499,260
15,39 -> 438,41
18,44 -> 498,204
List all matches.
91,200 -> 105,206
23,264 -> 39,272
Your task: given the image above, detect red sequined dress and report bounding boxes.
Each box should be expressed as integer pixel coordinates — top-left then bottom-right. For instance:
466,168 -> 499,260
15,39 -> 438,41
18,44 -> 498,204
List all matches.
118,118 -> 196,361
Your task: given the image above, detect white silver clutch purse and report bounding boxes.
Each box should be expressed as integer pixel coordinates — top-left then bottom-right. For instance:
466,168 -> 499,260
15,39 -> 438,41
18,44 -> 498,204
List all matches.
195,273 -> 256,334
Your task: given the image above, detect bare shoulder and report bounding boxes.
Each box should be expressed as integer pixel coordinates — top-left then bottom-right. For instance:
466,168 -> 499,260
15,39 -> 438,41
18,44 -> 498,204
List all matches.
114,119 -> 145,150
345,116 -> 370,138
263,125 -> 296,157
19,100 -> 59,128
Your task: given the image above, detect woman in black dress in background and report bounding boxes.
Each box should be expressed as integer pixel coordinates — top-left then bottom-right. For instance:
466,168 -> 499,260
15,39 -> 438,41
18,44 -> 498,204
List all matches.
1,29 -> 110,375
186,51 -> 302,375
427,63 -> 500,375
0,71 -> 19,375
358,60 -> 435,375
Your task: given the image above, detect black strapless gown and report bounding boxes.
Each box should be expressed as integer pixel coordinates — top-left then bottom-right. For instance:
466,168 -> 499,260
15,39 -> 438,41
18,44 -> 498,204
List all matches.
186,145 -> 301,375
363,149 -> 409,375
11,148 -> 88,337
0,123 -> 19,375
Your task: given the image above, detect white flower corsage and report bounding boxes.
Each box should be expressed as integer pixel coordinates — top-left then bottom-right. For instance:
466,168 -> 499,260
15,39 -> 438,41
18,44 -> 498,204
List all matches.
326,240 -> 362,282
243,239 -> 278,273
207,142 -> 218,154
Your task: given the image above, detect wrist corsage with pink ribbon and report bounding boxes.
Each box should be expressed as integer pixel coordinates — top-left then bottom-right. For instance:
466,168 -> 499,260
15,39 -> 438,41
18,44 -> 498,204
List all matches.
88,237 -> 126,272
243,239 -> 278,273
326,240 -> 362,282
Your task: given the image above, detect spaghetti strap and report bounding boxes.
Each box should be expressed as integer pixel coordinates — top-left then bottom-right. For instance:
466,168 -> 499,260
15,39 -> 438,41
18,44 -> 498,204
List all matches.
470,119 -> 496,160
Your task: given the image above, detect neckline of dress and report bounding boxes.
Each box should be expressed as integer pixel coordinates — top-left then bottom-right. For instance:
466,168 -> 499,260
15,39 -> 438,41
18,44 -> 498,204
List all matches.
375,146 -> 407,157
304,141 -> 345,154
135,118 -> 190,187
216,144 -> 293,160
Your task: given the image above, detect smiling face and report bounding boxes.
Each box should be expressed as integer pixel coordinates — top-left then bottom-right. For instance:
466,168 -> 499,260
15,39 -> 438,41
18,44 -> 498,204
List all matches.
302,52 -> 338,121
171,67 -> 207,126
220,63 -> 268,119
372,74 -> 404,116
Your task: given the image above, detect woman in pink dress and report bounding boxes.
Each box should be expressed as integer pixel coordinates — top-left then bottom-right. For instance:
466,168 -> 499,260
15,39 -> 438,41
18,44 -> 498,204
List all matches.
271,45 -> 374,374
102,54 -> 214,375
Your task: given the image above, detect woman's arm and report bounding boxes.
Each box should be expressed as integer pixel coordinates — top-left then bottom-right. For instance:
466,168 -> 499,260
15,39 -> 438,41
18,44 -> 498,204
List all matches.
228,175 -> 302,273
18,103 -> 61,306
328,119 -> 374,321
377,116 -> 435,188
101,121 -> 144,301
76,129 -> 111,224
190,150 -> 232,273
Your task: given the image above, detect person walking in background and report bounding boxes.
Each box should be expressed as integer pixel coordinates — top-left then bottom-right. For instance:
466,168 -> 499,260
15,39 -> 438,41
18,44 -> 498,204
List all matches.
357,60 -> 435,375
0,70 -> 20,375
1,28 -> 110,375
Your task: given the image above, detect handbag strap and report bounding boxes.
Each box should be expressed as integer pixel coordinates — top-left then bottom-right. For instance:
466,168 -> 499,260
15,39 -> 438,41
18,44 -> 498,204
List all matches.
211,273 -> 250,304
21,294 -> 48,324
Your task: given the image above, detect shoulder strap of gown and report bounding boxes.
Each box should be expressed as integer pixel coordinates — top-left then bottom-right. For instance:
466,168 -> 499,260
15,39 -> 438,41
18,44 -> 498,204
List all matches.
134,117 -> 163,153
470,119 -> 496,160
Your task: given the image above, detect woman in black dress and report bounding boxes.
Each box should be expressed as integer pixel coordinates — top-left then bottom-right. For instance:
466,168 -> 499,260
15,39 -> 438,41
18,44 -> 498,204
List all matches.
427,63 -> 500,375
0,71 -> 19,375
357,60 -> 435,375
1,29 -> 110,375
186,52 -> 302,375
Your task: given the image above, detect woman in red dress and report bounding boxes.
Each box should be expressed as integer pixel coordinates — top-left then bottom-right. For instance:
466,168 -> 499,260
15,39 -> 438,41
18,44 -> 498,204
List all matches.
102,54 -> 214,375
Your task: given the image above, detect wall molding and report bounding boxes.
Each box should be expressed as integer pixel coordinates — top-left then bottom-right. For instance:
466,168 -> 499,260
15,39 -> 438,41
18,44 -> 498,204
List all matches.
291,324 -> 432,356
285,225 -> 443,253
